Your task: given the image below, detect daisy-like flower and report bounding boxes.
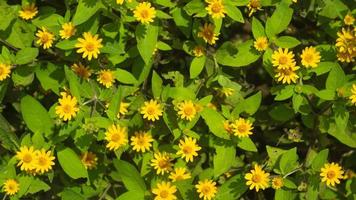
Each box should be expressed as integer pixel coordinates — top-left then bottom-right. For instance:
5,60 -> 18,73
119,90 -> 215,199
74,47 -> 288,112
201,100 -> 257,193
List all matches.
177,100 -> 197,121
59,22 -> 76,39
33,149 -> 55,174
16,146 -> 36,171
151,152 -> 173,175
117,101 -> 130,118
193,46 -> 205,57
80,152 -> 98,170
176,137 -> 201,162
272,48 -> 296,69
18,3 -> 38,20
220,87 -> 234,97
349,84 -> 356,105
335,28 -> 356,63
344,14 -> 355,26
0,63 -> 11,81
320,162 -> 344,187
116,0 -> 132,4
97,69 -> 115,88
104,124 -> 128,151
195,179 -> 218,200
245,164 -> 270,192
223,120 -> 233,133
198,23 -> 219,45
231,118 -> 254,138
247,0 -> 262,17
271,177 -> 284,189
2,179 -> 19,196
274,65 -> 300,84
206,0 -> 226,19
300,46 -> 321,68
254,37 -> 268,52
152,181 -> 177,200
130,131 -> 154,153
169,167 -> 191,182
140,100 -> 163,121
133,2 -> 156,24
35,27 -> 55,49
71,63 -> 92,80
75,32 -> 103,61
55,92 -> 79,121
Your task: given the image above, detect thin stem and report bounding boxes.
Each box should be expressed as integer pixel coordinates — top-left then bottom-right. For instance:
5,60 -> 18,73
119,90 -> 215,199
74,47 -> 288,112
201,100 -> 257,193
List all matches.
98,184 -> 111,200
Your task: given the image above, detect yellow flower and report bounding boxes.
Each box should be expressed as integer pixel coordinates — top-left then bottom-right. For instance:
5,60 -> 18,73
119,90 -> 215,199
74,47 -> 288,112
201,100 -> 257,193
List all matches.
272,48 -> 296,69
152,181 -> 177,200
177,100 -> 197,121
130,131 -> 154,153
349,84 -> 356,105
18,3 -> 38,20
231,118 -> 253,138
55,92 -> 79,121
195,179 -> 217,200
207,102 -> 217,110
80,152 -> 98,170
335,28 -> 356,63
75,32 -> 103,61
117,101 -> 130,118
198,23 -> 219,45
247,0 -> 262,17
300,46 -> 321,68
33,149 -> 55,174
223,120 -> 233,133
320,162 -> 344,187
272,177 -> 284,189
151,152 -> 173,175
140,100 -> 163,121
220,87 -> 234,97
193,46 -> 205,57
0,63 -> 11,81
254,37 -> 268,52
3,179 -> 19,196
169,167 -> 191,182
133,2 -> 156,24
59,22 -> 76,39
344,14 -> 355,25
116,0 -> 132,5
176,137 -> 201,162
35,27 -> 55,49
274,65 -> 300,84
97,70 -> 115,88
71,63 -> 92,80
206,0 -> 226,19
245,164 -> 270,192
104,124 -> 128,151
16,146 -> 36,171
292,0 -> 297,3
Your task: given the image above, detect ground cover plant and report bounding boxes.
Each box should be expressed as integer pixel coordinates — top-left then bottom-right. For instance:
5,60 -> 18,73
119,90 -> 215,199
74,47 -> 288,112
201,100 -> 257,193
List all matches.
0,0 -> 355,199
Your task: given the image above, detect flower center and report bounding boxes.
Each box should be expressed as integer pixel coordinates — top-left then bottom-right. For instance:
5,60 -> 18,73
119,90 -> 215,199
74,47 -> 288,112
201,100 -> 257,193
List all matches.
237,124 -> 247,133
137,138 -> 145,146
160,190 -> 169,198
8,184 -> 15,190
101,73 -> 112,83
279,56 -> 288,65
281,68 -> 293,76
327,170 -> 336,179
183,145 -> 193,154
147,106 -> 156,115
41,34 -> 49,43
140,9 -> 150,19
204,30 -> 213,39
85,42 -> 95,52
111,133 -> 121,142
38,156 -> 47,166
158,159 -> 168,168
202,186 -> 211,195
211,3 -> 222,13
252,174 -> 262,183
62,104 -> 72,113
303,54 -> 314,63
184,106 -> 194,116
23,153 -> 32,163
250,0 -> 261,8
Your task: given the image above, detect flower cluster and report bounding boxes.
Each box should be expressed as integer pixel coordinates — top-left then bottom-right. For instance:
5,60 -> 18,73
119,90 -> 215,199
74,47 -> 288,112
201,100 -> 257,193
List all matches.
15,146 -> 55,175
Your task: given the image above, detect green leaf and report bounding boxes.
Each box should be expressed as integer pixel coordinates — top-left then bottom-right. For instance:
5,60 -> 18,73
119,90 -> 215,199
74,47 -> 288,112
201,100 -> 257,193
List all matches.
114,69 -> 138,85
311,149 -> 329,172
27,178 -> 50,194
251,17 -> 265,38
0,3 -> 17,30
172,8 -> 192,37
57,148 -> 88,179
325,64 -> 345,90
315,89 -> 335,100
152,70 -> 163,99
266,146 -> 287,168
12,67 -> 35,86
72,0 -> 103,25
265,2 -> 293,38
215,174 -> 247,200
237,137 -> 257,152
184,0 -> 205,16
279,147 -> 299,175
190,56 -> 206,79
0,128 -> 19,150
274,36 -> 301,48
269,104 -> 295,122
292,94 -> 304,113
305,175 -> 319,200
113,160 -> 146,192
55,40 -> 76,50
200,108 -> 229,139
327,123 -> 356,148
274,85 -> 295,101
308,62 -> 334,76
216,40 -> 260,67
213,140 -> 236,178
64,66 -> 81,103
275,189 -> 297,200
116,190 -> 145,200
233,91 -> 262,115
136,23 -> 159,64
163,87 -> 196,100
35,63 -> 64,94
15,48 -> 38,65
225,4 -> 244,23
20,95 -> 53,136
61,188 -> 86,200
